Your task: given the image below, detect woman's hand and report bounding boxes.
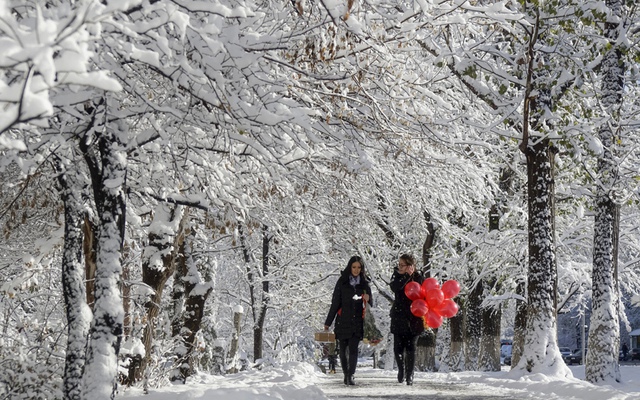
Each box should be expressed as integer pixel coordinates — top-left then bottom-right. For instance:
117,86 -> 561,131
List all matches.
363,293 -> 370,303
398,262 -> 415,276
324,325 -> 329,331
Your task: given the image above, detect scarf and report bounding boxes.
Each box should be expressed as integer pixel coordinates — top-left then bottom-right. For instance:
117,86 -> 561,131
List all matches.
349,275 -> 361,287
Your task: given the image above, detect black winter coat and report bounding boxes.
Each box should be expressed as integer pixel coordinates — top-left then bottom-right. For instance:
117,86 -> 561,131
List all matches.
389,268 -> 425,336
324,268 -> 373,340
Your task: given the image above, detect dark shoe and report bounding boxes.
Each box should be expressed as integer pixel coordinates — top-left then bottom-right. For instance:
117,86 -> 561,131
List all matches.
397,368 -> 404,383
348,375 -> 356,385
343,375 -> 348,385
405,352 -> 415,386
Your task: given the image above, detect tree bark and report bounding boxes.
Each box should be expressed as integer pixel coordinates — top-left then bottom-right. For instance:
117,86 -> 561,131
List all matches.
172,232 -> 213,382
448,305 -> 465,372
479,306 -> 501,371
253,225 -> 271,363
464,278 -> 483,370
514,6 -> 566,372
58,162 -> 91,400
511,280 -> 527,369
82,214 -> 97,309
478,204 -> 501,371
81,117 -> 128,399
228,308 -> 244,374
586,0 -> 624,383
416,209 -> 437,371
137,205 -> 186,381
519,136 -> 563,373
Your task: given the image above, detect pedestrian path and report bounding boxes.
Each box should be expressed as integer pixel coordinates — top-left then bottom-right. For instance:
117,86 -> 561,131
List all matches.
318,368 -> 532,400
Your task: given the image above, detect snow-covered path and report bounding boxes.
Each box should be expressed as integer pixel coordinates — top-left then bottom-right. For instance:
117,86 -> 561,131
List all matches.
318,366 -> 640,400
116,362 -> 640,400
320,369 -> 531,400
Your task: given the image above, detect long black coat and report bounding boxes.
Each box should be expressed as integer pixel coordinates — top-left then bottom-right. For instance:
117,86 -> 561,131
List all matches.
389,268 -> 425,336
324,268 -> 373,340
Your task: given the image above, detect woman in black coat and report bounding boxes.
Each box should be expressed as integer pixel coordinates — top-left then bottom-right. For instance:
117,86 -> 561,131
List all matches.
389,253 -> 424,385
324,256 -> 373,386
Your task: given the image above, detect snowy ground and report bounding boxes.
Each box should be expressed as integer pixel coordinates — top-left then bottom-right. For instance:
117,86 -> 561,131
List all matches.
116,361 -> 640,400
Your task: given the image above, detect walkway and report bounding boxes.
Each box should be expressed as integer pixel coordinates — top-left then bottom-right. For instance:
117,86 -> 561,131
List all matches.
318,369 -> 532,400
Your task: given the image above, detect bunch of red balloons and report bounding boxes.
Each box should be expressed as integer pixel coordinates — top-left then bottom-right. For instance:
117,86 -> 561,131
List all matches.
404,278 -> 460,329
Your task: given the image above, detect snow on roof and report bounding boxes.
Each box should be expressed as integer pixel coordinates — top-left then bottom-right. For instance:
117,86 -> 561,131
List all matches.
630,329 -> 640,336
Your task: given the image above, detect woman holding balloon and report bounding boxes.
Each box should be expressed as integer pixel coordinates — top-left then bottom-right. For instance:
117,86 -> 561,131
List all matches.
392,257 -> 461,385
389,254 -> 424,385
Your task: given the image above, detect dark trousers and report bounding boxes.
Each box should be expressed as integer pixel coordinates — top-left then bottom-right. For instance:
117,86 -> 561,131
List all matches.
328,355 -> 337,371
394,333 -> 418,380
338,336 -> 360,376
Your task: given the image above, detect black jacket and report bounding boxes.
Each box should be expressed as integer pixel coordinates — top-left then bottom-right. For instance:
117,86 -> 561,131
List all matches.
389,268 -> 425,336
324,267 -> 373,340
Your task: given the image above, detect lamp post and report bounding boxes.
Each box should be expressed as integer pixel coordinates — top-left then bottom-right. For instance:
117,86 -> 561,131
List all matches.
581,312 -> 586,365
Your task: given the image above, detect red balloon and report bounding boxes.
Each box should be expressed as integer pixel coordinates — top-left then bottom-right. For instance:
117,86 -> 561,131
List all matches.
425,309 -> 443,329
421,278 -> 440,298
442,280 -> 461,299
425,288 -> 444,308
404,281 -> 422,301
410,299 -> 428,317
435,299 -> 459,318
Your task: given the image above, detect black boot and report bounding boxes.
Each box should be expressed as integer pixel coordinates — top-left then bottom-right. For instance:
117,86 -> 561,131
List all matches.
406,351 -> 415,386
406,365 -> 414,386
395,354 -> 404,383
348,375 -> 355,385
340,349 -> 349,385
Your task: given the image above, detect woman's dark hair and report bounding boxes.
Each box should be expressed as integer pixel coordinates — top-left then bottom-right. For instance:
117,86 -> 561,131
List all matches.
399,253 -> 416,267
343,255 -> 368,281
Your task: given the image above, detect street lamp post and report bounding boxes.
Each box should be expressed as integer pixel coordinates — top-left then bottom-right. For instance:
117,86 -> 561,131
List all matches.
581,312 -> 586,365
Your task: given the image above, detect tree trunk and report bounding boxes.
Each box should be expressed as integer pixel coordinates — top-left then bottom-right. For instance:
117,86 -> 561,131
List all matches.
448,306 -> 465,372
82,214 -> 97,309
254,225 -> 271,363
511,280 -> 527,368
478,204 -> 501,371
514,8 -> 567,371
58,162 -> 91,400
586,0 -> 624,383
171,263 -> 186,339
172,232 -> 213,382
415,209 -> 437,371
81,119 -> 128,399
227,308 -> 244,374
464,279 -> 483,370
519,137 -> 564,373
138,205 -> 186,381
122,247 -> 131,338
479,306 -> 501,371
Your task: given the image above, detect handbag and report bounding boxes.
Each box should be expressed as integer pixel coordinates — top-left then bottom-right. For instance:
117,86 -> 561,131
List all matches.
363,302 -> 383,345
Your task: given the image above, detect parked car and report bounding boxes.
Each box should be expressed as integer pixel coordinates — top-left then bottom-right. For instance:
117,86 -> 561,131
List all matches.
559,347 -> 572,358
620,350 -> 627,362
501,344 -> 512,358
631,348 -> 640,361
501,344 -> 512,365
565,350 -> 583,365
